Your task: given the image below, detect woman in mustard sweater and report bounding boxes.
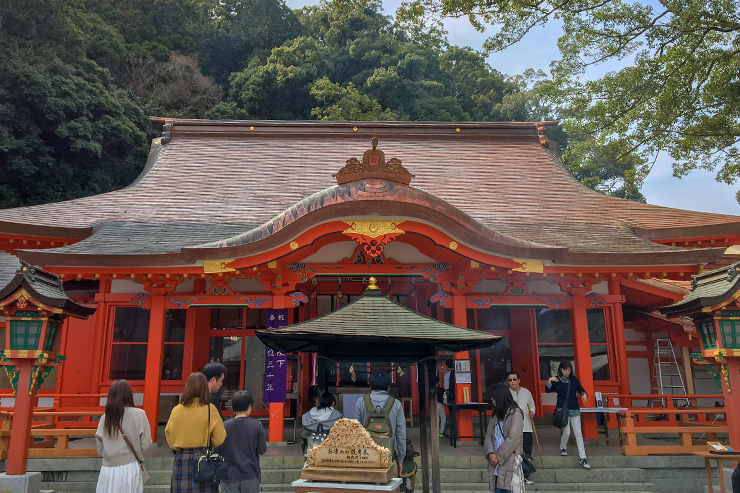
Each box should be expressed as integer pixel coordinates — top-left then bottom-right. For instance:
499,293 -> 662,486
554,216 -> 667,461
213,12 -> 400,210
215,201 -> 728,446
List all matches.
166,372 -> 227,493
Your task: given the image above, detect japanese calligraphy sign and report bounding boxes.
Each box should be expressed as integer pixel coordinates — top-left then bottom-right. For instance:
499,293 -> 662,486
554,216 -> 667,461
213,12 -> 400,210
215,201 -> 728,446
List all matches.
306,418 -> 389,469
263,308 -> 288,403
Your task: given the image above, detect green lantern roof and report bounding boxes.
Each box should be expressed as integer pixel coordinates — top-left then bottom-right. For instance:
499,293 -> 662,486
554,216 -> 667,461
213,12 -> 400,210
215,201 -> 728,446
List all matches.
659,262 -> 740,318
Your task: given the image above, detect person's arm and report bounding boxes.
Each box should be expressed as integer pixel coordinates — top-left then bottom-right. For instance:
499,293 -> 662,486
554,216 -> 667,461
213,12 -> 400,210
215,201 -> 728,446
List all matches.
545,378 -> 558,392
493,410 -> 524,463
95,416 -> 105,456
354,397 -> 366,425
139,411 -> 153,452
483,417 -> 495,455
393,400 -> 406,466
165,407 -> 176,449
209,404 -> 228,447
256,421 -> 267,456
526,389 -> 536,417
574,377 -> 588,404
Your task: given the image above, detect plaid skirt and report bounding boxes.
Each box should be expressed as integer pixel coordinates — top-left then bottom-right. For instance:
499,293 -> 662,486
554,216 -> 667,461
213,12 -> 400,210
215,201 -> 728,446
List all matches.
171,448 -> 218,493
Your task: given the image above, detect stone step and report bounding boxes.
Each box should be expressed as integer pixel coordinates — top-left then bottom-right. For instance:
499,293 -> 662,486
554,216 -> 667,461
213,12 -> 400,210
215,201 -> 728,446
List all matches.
44,481 -> 659,493
407,483 -> 656,492
25,454 -> 709,471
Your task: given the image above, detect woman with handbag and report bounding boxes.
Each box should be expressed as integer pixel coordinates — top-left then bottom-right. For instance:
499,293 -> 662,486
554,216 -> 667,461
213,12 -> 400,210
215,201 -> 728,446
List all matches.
546,360 -> 591,469
484,383 -> 524,493
166,372 -> 227,493
95,379 -> 152,493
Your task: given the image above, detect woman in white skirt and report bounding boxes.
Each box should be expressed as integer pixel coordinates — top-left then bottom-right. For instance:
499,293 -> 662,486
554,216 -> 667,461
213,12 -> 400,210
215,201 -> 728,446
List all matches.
95,380 -> 152,493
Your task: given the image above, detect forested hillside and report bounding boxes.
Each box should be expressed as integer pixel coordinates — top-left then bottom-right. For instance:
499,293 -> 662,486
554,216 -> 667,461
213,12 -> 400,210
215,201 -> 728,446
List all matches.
0,0 -> 637,208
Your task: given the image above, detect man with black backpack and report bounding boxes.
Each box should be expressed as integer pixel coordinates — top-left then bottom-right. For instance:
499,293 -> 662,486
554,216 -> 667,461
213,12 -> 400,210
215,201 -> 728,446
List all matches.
355,370 -> 406,474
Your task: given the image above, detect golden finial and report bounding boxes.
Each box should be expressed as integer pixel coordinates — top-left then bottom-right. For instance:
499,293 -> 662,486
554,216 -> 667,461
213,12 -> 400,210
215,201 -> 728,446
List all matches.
367,277 -> 380,290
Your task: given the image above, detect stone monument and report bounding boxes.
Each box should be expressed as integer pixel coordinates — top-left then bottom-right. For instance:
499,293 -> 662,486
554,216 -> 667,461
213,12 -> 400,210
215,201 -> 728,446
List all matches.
303,418 -> 398,483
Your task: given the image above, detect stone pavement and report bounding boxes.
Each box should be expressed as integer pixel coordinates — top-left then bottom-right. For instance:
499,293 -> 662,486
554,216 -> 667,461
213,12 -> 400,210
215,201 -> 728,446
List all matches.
1,418 -> 727,493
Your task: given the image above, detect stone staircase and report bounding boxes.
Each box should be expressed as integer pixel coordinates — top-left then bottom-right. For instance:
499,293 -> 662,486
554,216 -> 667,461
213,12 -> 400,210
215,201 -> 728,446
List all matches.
7,453 -> 721,493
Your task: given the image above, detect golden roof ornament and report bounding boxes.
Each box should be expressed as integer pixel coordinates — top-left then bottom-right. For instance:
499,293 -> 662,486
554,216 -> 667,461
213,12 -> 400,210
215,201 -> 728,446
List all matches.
333,137 -> 414,185
367,277 -> 380,291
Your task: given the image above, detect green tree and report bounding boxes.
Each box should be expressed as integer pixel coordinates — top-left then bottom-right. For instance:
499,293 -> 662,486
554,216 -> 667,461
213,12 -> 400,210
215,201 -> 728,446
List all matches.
191,0 -> 304,86
310,77 -> 402,120
226,37 -> 335,119
398,0 -> 740,202
0,0 -> 151,207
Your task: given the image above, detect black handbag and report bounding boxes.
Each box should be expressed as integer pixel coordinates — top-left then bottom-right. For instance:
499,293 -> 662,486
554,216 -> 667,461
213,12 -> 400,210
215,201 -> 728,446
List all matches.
552,379 -> 571,429
194,404 -> 229,484
520,453 -> 536,476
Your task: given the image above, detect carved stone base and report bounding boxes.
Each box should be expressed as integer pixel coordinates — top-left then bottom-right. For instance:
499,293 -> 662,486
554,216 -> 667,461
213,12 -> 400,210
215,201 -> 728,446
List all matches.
301,463 -> 397,484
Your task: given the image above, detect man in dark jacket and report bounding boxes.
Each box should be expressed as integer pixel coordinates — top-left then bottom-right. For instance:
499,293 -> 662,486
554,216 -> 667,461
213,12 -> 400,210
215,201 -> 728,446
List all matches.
203,361 -> 227,420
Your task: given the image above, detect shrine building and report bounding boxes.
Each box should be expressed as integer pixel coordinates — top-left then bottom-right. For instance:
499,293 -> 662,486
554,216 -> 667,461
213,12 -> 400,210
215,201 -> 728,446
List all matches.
1,119 -> 740,445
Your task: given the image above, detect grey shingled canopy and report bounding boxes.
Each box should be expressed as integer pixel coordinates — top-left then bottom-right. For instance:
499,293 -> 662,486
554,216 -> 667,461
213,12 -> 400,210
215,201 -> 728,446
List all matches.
660,261 -> 740,317
256,279 -> 500,362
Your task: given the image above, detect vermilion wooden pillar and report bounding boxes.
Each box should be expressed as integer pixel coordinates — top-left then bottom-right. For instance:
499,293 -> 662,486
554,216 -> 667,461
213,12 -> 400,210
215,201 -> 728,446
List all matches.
142,294 -> 167,442
451,291 -> 473,440
5,361 -> 36,474
570,294 -> 598,438
88,278 -> 111,404
722,357 -> 740,449
608,280 -> 631,398
510,308 -> 539,412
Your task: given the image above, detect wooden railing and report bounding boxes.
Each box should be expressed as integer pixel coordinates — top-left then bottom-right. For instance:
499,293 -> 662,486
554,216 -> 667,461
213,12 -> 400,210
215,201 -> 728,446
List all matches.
606,394 -> 727,456
0,409 -> 103,459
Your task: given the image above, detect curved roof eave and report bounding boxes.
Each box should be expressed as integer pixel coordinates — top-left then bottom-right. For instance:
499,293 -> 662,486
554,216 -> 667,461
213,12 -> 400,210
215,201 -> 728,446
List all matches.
13,188 -> 727,268
181,180 -> 568,261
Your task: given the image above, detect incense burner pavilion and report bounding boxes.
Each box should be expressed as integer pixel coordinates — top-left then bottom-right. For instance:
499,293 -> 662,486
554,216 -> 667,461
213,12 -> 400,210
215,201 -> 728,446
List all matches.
1,119 -> 739,449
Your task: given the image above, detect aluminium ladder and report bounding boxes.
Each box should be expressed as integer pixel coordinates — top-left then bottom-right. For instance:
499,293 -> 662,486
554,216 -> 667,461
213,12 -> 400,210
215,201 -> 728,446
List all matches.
650,338 -> 690,408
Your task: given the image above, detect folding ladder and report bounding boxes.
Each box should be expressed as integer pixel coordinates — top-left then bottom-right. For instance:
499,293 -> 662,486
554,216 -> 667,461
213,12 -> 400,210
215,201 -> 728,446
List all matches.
651,338 -> 690,408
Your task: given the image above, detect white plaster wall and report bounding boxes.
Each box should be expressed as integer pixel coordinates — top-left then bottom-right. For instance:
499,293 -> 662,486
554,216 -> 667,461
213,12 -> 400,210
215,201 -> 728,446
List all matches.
110,279 -> 145,293
540,392 -> 557,406
628,357 -> 653,394
230,279 -> 267,293
174,278 -> 194,293
625,328 -> 646,342
693,366 -> 723,407
302,241 -> 357,263
587,280 -> 609,295
382,242 -> 436,263
470,280 -> 508,294
526,280 -> 564,295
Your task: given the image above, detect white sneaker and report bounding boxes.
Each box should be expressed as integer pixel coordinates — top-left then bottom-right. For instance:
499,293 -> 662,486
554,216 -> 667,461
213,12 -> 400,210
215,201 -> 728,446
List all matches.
560,449 -> 567,456
579,458 -> 591,469
524,478 -> 535,485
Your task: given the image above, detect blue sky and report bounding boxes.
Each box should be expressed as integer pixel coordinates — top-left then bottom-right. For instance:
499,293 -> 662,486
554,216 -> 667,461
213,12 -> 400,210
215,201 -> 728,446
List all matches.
285,0 -> 740,215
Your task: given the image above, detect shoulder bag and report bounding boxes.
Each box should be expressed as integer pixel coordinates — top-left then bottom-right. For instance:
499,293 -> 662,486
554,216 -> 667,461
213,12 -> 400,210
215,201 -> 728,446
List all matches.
510,454 -> 525,493
119,424 -> 151,484
551,379 -> 571,429
306,422 -> 329,451
193,404 -> 229,484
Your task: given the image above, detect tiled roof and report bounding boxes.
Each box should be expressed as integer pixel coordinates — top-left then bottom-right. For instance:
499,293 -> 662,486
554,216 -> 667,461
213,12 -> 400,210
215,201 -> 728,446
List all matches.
0,252 -> 20,289
0,120 -> 737,265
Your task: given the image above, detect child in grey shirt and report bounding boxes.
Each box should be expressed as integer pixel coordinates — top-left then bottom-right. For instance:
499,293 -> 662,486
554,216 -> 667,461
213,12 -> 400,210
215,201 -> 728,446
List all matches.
217,391 -> 267,493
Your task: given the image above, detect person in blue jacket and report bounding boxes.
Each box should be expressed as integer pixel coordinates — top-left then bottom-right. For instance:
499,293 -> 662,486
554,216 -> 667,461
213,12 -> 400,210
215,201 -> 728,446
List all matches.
546,360 -> 591,469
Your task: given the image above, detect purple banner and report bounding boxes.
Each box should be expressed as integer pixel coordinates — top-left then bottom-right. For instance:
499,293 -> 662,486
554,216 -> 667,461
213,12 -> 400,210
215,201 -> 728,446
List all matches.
263,308 -> 288,403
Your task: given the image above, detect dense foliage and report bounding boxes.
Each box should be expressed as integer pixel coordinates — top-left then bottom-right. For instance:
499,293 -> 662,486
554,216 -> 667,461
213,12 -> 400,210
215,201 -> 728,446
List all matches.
4,0 -> 689,207
397,0 -> 740,202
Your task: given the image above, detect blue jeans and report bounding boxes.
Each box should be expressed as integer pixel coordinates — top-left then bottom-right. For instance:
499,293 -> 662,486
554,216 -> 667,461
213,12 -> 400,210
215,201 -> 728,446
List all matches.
494,488 -> 511,493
